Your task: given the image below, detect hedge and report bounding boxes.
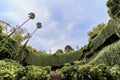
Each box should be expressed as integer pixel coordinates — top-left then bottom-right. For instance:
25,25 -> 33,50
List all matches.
88,40 -> 120,66
89,20 -> 120,51
58,64 -> 114,80
0,59 -> 51,80
25,49 -> 83,66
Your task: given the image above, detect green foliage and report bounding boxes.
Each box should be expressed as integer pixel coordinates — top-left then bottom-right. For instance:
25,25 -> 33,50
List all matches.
58,64 -> 115,80
89,20 -> 120,51
55,49 -> 64,54
26,49 -> 83,66
12,32 -> 24,44
64,45 -> 74,53
26,46 -> 39,54
77,65 -> 91,80
16,65 -> 51,80
110,65 -> 120,80
0,59 -> 51,80
58,65 -> 77,80
107,0 -> 120,19
88,23 -> 106,41
73,61 -> 82,66
90,64 -> 112,80
89,40 -> 120,66
0,34 -> 20,60
0,59 -> 22,80
0,25 -> 3,34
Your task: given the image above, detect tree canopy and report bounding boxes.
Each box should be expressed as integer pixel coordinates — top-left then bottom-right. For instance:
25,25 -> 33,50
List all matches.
64,45 -> 74,53
106,0 -> 120,19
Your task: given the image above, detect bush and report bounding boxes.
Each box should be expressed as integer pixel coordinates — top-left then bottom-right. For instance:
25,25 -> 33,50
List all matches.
110,65 -> 120,80
0,34 -> 20,60
0,59 -> 51,80
15,65 -> 51,80
58,65 -> 77,80
77,65 -> 91,80
58,64 -> 117,80
90,64 -> 112,80
0,59 -> 21,80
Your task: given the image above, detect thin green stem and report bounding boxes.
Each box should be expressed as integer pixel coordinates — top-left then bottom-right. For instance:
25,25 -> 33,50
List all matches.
30,28 -> 38,38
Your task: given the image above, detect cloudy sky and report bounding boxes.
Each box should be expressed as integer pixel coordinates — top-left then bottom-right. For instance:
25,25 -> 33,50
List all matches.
0,0 -> 109,53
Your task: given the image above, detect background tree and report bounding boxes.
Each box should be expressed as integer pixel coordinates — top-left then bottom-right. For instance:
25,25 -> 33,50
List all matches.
64,45 -> 74,53
11,28 -> 27,44
106,0 -> 120,19
55,49 -> 64,54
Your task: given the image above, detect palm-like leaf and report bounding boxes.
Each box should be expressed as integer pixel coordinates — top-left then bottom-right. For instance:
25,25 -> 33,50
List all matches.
36,22 -> 42,28
28,12 -> 35,19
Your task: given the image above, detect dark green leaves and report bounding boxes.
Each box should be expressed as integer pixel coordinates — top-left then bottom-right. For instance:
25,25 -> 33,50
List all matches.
107,0 -> 120,19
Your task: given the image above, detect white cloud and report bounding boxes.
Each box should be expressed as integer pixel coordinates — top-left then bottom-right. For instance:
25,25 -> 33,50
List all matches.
0,0 -> 109,53
1,12 -> 21,23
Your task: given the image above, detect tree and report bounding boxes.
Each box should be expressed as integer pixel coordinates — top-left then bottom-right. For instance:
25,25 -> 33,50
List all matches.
11,28 -> 27,44
64,45 -> 74,53
55,49 -> 64,54
30,22 -> 42,38
106,0 -> 120,19
88,23 -> 106,41
12,32 -> 24,44
17,12 -> 35,29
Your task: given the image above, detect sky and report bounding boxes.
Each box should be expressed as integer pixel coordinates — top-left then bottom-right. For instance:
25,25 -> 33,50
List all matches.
0,0 -> 109,53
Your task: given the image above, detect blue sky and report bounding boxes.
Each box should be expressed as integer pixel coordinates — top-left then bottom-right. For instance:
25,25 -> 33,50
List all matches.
0,0 -> 109,53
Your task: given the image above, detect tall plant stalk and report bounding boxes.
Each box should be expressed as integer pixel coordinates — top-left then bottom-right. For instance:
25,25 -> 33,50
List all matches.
19,22 -> 42,63
8,12 -> 35,37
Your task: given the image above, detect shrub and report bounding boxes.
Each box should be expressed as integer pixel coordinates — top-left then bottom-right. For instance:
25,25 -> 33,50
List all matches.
90,64 -> 112,80
110,65 -> 120,80
15,65 -> 51,80
0,59 -> 22,80
58,65 -> 77,80
0,34 -> 20,60
77,65 -> 92,80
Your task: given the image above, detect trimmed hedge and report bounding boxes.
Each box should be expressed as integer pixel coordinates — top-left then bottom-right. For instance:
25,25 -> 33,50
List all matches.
89,20 -> 120,51
88,40 -> 120,66
25,49 -> 83,66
